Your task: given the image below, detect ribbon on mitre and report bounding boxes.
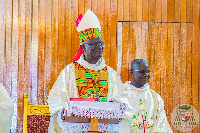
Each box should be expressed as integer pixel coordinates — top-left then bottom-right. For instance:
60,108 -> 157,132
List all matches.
72,14 -> 84,62
72,46 -> 83,62
76,14 -> 83,28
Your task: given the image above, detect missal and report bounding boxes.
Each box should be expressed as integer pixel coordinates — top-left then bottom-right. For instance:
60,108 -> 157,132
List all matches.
70,98 -> 97,102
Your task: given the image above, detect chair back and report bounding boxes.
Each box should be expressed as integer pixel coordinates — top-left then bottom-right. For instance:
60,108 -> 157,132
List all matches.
23,91 -> 50,133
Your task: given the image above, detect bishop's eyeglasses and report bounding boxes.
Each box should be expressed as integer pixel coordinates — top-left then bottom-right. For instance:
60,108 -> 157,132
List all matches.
85,41 -> 104,48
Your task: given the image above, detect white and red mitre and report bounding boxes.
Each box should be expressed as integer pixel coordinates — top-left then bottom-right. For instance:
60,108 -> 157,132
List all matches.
72,9 -> 102,62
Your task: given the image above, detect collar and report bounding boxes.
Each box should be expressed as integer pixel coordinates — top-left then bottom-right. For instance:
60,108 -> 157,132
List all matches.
76,55 -> 107,71
124,81 -> 150,91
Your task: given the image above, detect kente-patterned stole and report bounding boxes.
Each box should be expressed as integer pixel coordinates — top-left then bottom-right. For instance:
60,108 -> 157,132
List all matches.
74,62 -> 109,102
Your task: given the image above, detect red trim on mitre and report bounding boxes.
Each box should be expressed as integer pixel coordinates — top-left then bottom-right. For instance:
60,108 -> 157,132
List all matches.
76,14 -> 83,28
73,14 -> 84,62
72,46 -> 83,62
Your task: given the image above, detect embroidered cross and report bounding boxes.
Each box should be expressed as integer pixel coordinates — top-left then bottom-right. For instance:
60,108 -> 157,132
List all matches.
131,110 -> 153,132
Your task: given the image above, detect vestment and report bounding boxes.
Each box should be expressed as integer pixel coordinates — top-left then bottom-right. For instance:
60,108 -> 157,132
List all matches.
47,56 -> 123,132
0,83 -> 14,133
115,81 -> 173,133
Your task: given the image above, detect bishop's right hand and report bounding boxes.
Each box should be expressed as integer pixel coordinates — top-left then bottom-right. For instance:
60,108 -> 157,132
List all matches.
61,108 -> 66,120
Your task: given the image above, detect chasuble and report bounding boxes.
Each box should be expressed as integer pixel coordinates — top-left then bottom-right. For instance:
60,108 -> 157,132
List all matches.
114,81 -> 173,133
47,56 -> 123,133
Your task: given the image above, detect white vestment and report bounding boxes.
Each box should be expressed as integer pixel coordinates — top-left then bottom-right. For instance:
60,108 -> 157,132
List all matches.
47,56 -> 123,133
0,83 -> 14,133
115,81 -> 173,133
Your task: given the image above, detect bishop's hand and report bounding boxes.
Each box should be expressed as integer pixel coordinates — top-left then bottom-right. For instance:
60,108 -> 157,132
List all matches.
61,108 -> 66,120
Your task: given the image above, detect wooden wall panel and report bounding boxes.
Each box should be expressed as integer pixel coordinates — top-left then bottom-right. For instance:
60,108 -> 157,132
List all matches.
121,22 -> 129,83
154,23 -> 162,94
187,0 -> 193,22
97,0 -> 105,42
110,0 -> 118,70
11,0 -> 19,132
162,0 -> 168,22
137,0 -> 142,21
18,0 -> 26,131
181,0 -> 187,22
32,0 -> 39,104
117,0 -> 123,21
166,23 -> 174,131
123,0 -> 129,21
5,0 -> 12,95
0,0 -> 5,84
0,0 -> 199,132
117,22 -> 122,76
199,2 -> 200,131
174,0 -> 181,22
65,0 -> 72,65
85,0 -> 92,11
168,0 -> 175,22
173,24 -> 181,133
143,0 -> 149,21
104,0 -> 111,65
44,0 -> 53,104
149,0 -> 156,22
24,0 -> 32,104
141,23 -> 149,65
58,0 -> 66,76
38,0 -> 45,105
128,22 -> 136,81
130,0 -> 137,21
155,0 -> 162,22
180,23 -> 187,105
71,0 -> 78,62
192,0 -> 199,132
79,0 -> 85,15
92,0 -> 98,14
148,22 -> 156,95
135,23 -> 142,58
51,0 -> 59,88
160,23 -> 168,112
186,23 -> 192,106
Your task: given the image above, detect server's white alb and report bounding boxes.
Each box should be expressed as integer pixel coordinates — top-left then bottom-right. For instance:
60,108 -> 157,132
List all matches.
0,83 -> 14,133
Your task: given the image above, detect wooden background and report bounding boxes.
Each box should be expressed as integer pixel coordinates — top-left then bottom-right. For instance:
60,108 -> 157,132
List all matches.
0,0 -> 199,132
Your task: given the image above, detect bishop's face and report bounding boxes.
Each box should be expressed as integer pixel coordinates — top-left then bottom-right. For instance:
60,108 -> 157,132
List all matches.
130,62 -> 150,88
81,38 -> 104,63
